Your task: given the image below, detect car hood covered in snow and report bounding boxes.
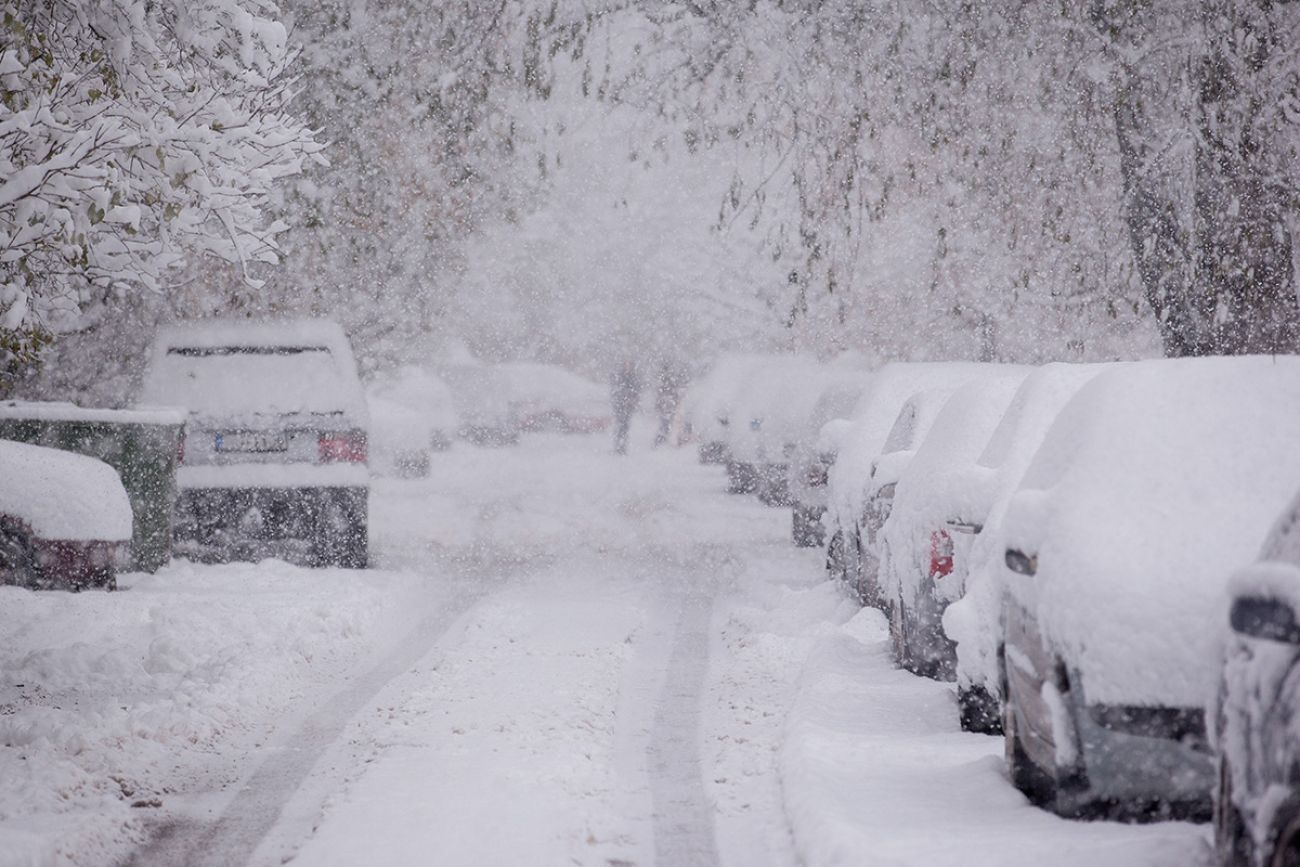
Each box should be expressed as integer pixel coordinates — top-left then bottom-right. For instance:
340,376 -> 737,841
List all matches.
1002,356 -> 1300,709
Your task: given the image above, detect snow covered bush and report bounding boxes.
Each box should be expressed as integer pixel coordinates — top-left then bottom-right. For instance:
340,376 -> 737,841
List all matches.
0,0 -> 322,391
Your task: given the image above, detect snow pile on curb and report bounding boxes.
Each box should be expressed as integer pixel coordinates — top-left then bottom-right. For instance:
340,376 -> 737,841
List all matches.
779,605 -> 1211,867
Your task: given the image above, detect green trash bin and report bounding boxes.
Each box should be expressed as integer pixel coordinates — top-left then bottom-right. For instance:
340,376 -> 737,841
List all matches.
0,401 -> 186,572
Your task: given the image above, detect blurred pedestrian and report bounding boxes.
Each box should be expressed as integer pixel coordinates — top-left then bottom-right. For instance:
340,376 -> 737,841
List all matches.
653,361 -> 685,447
610,359 -> 643,454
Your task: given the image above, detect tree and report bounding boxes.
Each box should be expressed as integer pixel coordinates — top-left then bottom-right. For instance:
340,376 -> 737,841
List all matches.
0,0 -> 322,393
1092,0 -> 1300,356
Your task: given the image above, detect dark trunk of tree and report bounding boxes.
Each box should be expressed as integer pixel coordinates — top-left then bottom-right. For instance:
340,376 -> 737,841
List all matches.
1105,0 -> 1299,357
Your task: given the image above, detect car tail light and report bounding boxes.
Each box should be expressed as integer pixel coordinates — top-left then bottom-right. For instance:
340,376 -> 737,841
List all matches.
319,430 -> 368,463
929,529 -> 954,578
176,431 -> 186,465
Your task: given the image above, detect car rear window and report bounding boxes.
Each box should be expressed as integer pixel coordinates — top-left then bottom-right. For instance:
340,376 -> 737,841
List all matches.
144,345 -> 351,417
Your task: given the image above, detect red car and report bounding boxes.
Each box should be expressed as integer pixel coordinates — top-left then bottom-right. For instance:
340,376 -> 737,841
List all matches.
0,440 -> 133,590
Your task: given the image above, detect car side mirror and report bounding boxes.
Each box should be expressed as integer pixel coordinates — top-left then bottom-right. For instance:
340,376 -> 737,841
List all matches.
1230,596 -> 1300,644
1005,548 -> 1037,576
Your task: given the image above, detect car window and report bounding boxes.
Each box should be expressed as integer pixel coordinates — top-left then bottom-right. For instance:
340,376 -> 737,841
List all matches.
145,345 -> 349,417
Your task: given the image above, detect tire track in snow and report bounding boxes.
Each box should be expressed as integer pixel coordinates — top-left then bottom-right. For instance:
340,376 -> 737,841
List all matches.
647,584 -> 721,867
125,553 -> 516,867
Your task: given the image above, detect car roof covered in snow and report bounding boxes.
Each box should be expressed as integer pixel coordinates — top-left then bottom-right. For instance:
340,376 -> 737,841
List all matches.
941,363 -> 1117,689
884,373 -> 1031,605
1002,355 -> 1300,708
827,362 -> 1021,527
0,440 -> 133,542
140,318 -> 366,421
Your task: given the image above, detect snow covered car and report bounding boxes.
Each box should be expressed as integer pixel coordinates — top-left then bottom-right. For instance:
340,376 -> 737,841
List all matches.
367,365 -> 459,478
441,364 -> 519,446
787,379 -> 869,547
938,363 -> 1112,733
852,387 -> 956,607
500,362 -> 611,434
722,355 -> 827,504
682,353 -> 773,465
0,440 -> 133,590
824,362 -> 1001,600
1214,488 -> 1300,867
880,372 -> 1029,679
139,319 -> 370,568
999,356 -> 1300,821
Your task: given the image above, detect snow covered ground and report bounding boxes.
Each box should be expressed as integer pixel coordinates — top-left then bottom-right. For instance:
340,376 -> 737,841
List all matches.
1,424 -> 1209,866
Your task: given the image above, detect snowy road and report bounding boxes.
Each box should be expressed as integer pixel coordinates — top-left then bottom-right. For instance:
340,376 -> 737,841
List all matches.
2,428 -> 1210,866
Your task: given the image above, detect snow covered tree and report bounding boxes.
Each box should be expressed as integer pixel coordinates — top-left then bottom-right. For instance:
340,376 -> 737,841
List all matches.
595,2 -> 1157,363
0,0 -> 322,393
1091,0 -> 1300,356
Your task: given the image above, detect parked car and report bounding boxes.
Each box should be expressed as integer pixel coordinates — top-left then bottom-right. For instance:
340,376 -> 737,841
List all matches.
500,362 -> 612,434
853,387 -> 957,607
367,365 -> 459,478
139,319 -> 370,568
880,372 -> 1029,679
1214,487 -> 1300,867
787,379 -> 869,547
722,355 -> 827,503
0,439 -> 133,590
999,356 -> 1300,821
824,362 -> 1000,600
441,363 -> 519,446
682,353 -> 773,465
939,363 -> 1111,733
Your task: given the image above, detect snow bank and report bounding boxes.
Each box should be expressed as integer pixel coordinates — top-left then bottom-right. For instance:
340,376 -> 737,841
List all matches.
779,607 -> 1209,867
1002,355 -> 1300,708
0,560 -> 430,867
0,440 -> 132,541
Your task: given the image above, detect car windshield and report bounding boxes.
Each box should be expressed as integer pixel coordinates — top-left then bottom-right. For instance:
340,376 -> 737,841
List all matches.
144,345 -> 348,417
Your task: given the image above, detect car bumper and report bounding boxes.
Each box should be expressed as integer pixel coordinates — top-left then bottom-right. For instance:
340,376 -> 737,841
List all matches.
1072,700 -> 1213,815
174,484 -> 367,564
177,463 -> 368,490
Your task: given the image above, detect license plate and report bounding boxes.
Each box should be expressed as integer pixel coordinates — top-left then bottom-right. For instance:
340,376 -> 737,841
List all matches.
215,430 -> 288,453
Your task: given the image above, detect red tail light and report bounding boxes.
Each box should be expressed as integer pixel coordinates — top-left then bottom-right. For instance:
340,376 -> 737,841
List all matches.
319,430 -> 368,463
929,529 -> 954,578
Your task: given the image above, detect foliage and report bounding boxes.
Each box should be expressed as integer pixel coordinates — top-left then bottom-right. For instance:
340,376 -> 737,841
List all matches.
0,0 -> 322,391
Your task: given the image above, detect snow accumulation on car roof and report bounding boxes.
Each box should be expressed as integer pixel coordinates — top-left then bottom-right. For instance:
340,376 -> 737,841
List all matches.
1002,355 -> 1300,709
942,363 -> 1115,690
498,362 -> 606,410
0,440 -> 132,542
140,319 -> 366,420
827,362 -> 1016,526
884,374 -> 1030,605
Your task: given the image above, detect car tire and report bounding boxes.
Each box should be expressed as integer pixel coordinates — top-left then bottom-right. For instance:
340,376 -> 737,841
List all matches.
792,507 -> 824,548
1216,757 -> 1253,867
1001,648 -> 1056,807
826,529 -> 847,584
958,683 -> 1003,735
890,599 -> 911,670
0,519 -> 39,588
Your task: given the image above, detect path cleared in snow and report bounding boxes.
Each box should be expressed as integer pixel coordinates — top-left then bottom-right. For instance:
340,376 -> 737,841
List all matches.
2,426 -> 1213,867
